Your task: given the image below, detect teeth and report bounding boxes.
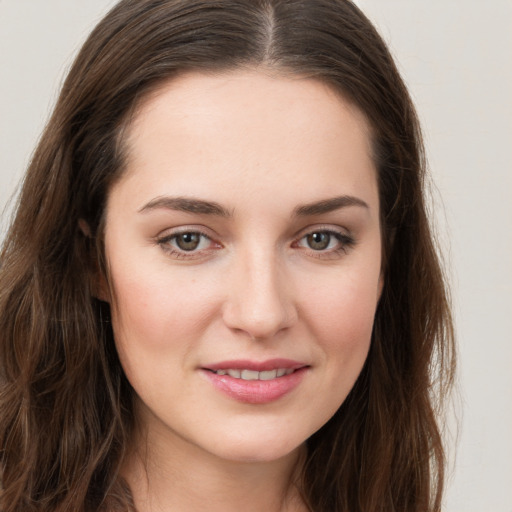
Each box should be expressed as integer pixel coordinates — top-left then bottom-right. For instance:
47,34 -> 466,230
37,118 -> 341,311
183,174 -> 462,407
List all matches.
259,370 -> 277,381
214,368 -> 294,380
241,369 -> 259,380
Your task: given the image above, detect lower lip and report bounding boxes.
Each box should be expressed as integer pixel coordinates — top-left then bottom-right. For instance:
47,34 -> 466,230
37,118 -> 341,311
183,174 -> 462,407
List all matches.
201,368 -> 308,404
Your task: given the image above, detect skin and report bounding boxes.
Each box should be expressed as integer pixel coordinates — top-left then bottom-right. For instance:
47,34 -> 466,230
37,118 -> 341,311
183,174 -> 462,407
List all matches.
102,69 -> 382,512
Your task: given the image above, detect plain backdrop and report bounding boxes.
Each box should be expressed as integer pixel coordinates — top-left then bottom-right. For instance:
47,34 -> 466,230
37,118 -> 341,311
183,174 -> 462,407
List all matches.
1,2 -> 511,511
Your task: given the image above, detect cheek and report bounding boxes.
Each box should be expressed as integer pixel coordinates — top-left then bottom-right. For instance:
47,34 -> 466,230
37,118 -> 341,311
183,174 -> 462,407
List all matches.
109,264 -> 220,355
292,269 -> 379,436
302,269 -> 379,359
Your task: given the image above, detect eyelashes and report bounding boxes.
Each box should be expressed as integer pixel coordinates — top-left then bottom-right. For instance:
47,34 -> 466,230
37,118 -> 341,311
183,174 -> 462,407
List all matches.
156,227 -> 356,261
293,230 -> 355,256
156,229 -> 220,260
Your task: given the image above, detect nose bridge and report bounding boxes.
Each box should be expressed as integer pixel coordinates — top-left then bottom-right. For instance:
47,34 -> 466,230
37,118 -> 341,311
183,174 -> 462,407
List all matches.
223,242 -> 296,339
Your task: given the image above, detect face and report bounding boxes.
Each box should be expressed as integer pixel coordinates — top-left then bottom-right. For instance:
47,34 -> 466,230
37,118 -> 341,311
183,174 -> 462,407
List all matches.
103,70 -> 382,465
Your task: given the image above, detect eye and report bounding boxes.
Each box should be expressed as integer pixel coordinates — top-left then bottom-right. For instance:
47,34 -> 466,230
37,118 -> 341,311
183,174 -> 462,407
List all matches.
295,229 -> 355,254
157,230 -> 218,257
172,232 -> 206,251
304,232 -> 333,251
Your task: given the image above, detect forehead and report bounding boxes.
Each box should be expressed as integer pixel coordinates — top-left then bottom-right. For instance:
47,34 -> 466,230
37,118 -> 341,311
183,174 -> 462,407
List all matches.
113,69 -> 378,215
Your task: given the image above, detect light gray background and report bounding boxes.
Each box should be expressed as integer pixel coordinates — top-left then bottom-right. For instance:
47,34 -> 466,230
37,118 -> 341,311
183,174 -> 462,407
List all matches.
1,2 -> 511,511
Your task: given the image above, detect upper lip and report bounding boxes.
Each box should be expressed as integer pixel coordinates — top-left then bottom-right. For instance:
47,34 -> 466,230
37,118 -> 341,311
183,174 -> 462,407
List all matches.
203,358 -> 308,372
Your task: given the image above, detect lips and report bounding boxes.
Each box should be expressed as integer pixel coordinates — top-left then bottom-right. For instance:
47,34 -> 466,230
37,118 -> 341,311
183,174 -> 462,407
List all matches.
211,368 -> 295,380
201,359 -> 309,404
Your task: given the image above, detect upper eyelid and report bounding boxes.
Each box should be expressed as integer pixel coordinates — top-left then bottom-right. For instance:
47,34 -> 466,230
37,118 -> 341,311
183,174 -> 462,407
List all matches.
160,231 -> 210,242
157,232 -> 216,250
295,230 -> 354,246
293,224 -> 352,240
155,225 -> 216,240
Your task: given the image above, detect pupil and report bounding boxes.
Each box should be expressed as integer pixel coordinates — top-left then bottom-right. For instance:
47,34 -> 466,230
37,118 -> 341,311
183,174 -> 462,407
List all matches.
177,233 -> 200,251
308,232 -> 330,250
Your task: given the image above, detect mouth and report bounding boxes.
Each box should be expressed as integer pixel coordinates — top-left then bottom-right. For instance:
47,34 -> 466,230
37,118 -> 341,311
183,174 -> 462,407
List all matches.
206,368 -> 296,380
200,359 -> 310,404
203,358 -> 307,378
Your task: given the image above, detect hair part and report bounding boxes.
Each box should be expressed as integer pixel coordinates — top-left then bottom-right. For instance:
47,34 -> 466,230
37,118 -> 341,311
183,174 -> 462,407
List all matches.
0,1 -> 455,511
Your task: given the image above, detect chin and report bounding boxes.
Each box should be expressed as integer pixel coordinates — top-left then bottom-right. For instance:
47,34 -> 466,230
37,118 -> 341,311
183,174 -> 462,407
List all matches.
214,444 -> 302,465
201,426 -> 307,465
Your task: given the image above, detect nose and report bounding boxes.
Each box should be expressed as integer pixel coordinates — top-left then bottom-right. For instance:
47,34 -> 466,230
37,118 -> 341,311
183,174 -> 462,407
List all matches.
222,249 -> 298,340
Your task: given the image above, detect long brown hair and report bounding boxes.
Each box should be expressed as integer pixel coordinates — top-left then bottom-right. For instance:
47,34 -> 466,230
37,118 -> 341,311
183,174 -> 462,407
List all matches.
0,1 -> 455,510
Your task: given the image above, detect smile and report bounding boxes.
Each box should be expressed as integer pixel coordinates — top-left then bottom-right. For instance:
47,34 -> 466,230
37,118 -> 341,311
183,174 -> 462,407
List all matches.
211,368 -> 295,380
201,359 -> 309,404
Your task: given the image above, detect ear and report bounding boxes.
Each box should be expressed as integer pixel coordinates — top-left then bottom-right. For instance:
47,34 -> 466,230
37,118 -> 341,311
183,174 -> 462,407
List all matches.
79,219 -> 110,303
78,219 -> 91,237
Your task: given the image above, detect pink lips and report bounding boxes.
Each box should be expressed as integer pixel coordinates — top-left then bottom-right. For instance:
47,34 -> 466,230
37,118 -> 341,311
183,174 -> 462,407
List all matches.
201,359 -> 309,404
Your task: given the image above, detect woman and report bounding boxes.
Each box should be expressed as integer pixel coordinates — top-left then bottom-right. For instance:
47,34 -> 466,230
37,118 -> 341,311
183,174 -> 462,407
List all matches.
0,1 -> 455,511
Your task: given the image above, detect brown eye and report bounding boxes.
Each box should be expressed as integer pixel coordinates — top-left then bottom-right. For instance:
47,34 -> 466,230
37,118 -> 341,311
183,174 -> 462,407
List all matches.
175,232 -> 202,251
157,230 -> 220,259
306,232 -> 332,250
296,229 -> 355,255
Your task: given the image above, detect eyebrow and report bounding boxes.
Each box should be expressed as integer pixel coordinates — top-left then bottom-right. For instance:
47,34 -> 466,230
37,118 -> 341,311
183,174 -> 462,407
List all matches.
293,195 -> 369,216
138,196 -> 232,217
138,194 -> 368,217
